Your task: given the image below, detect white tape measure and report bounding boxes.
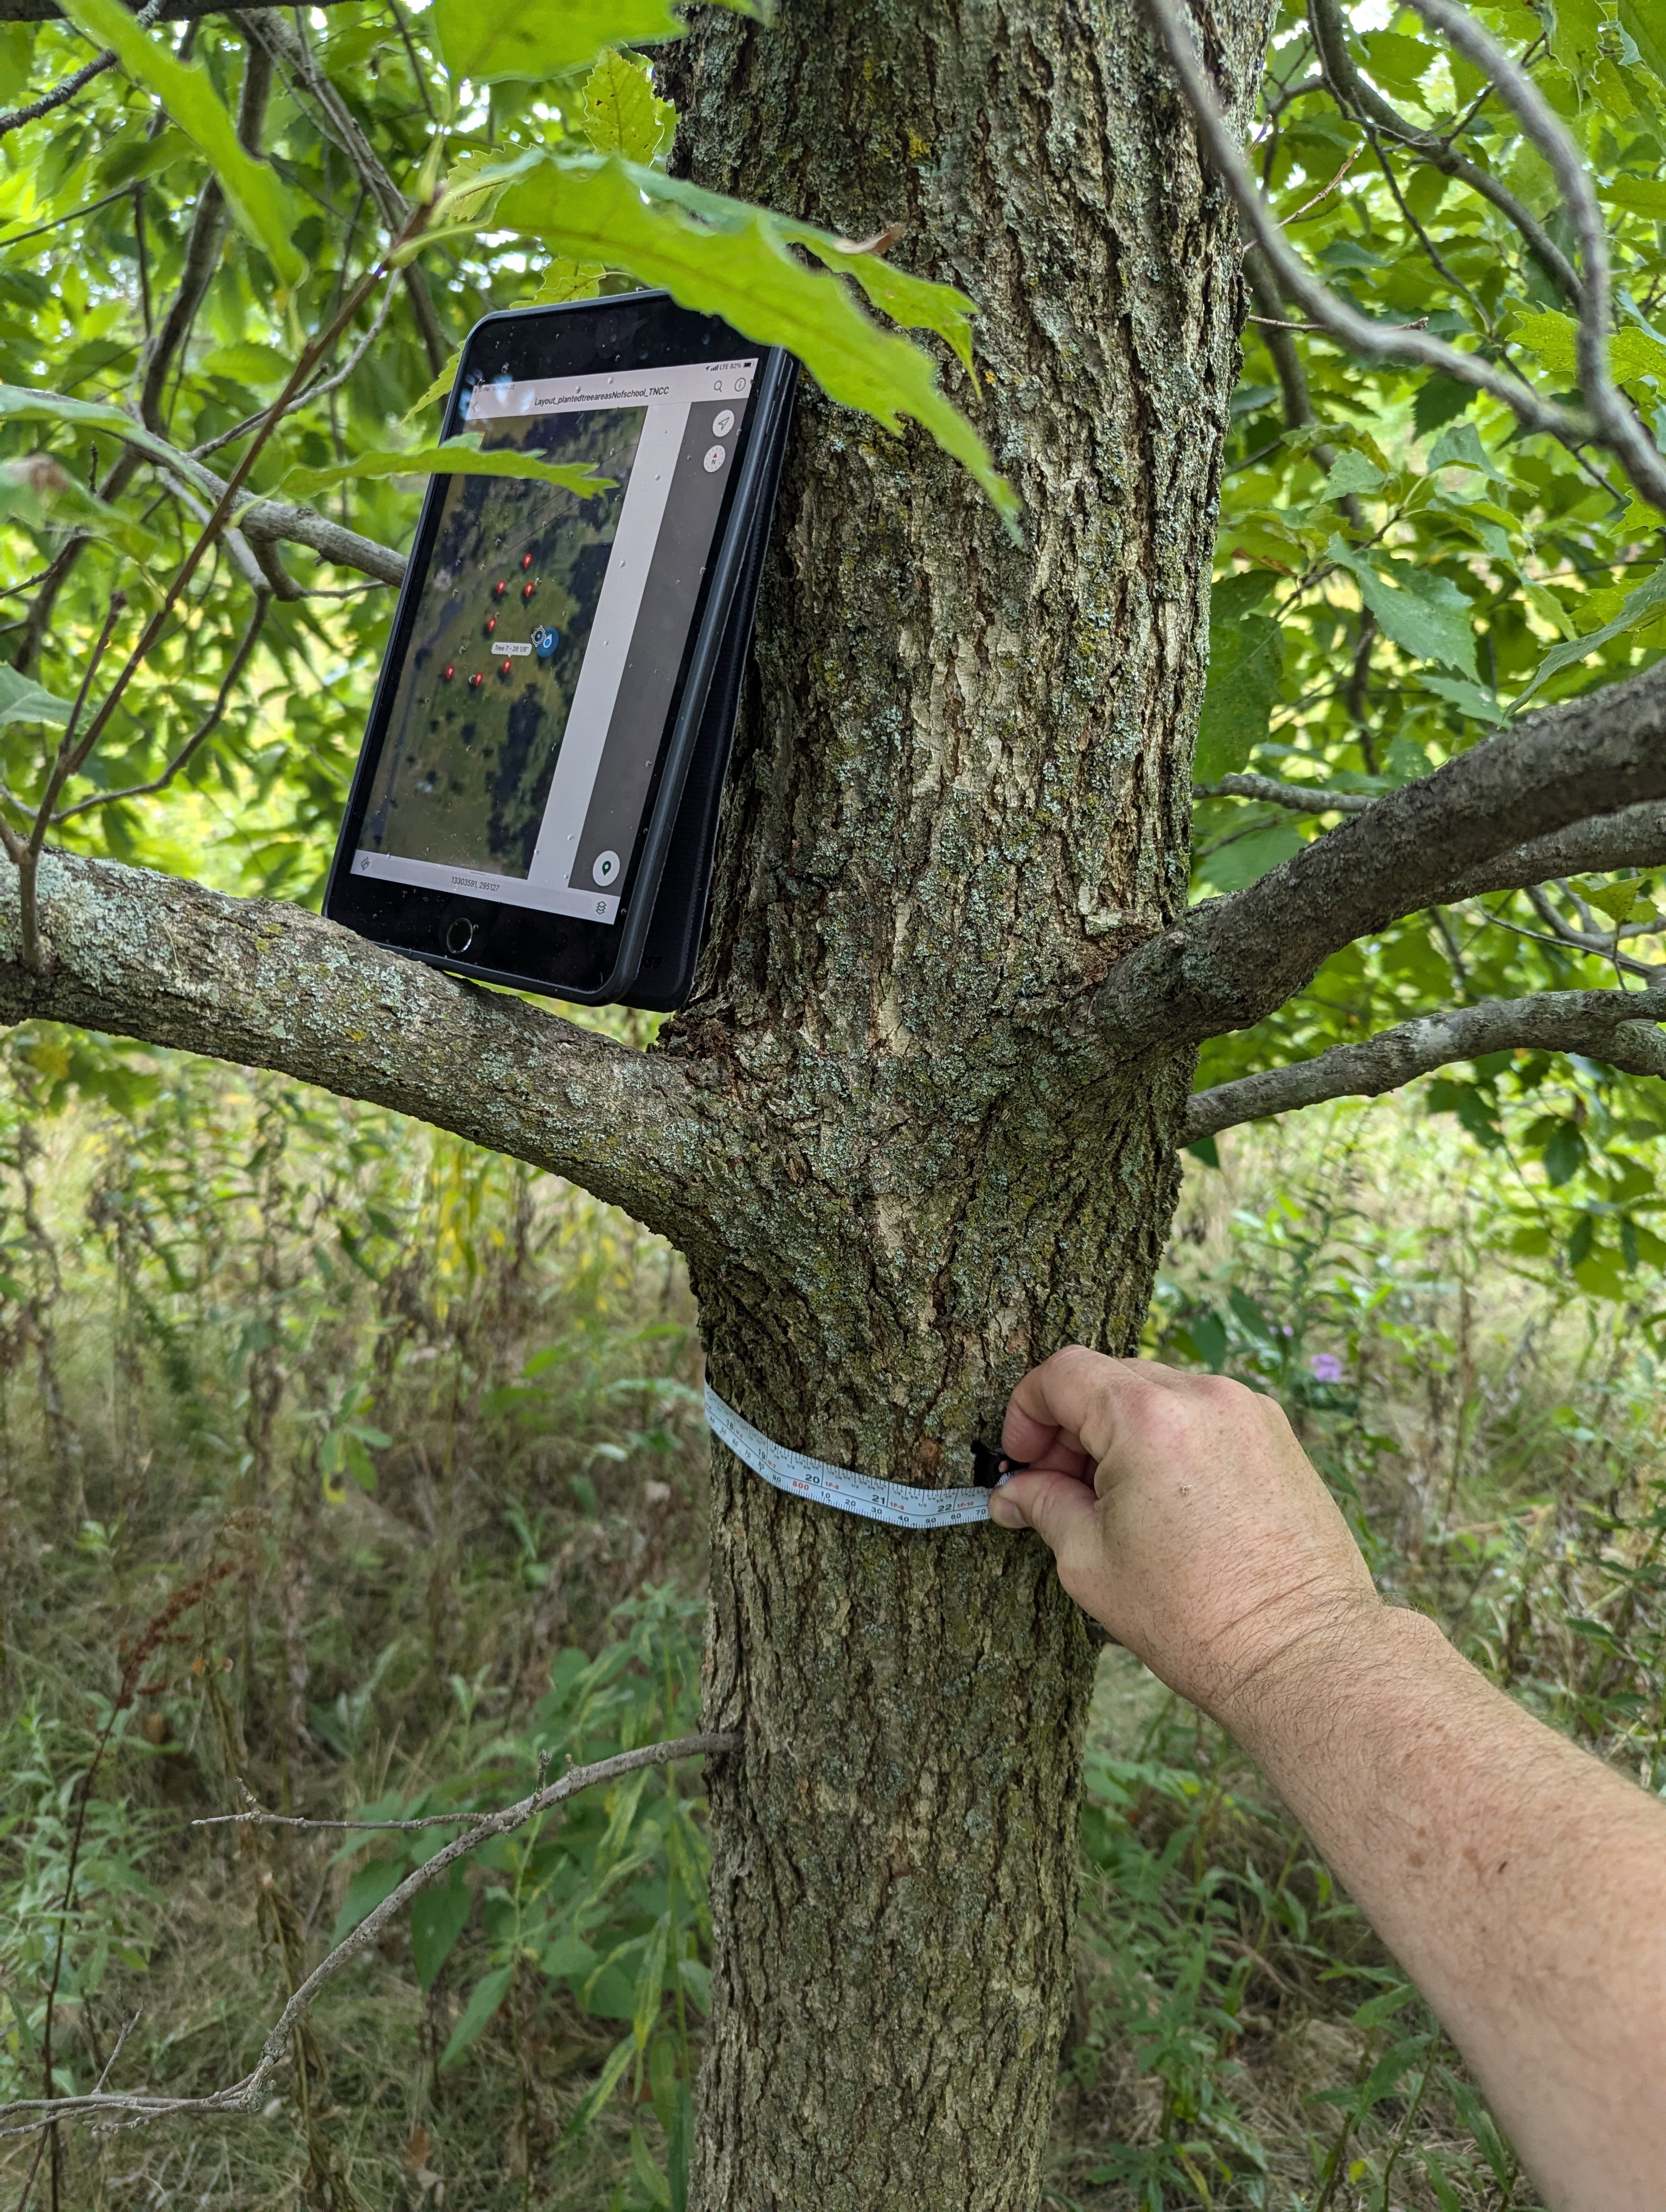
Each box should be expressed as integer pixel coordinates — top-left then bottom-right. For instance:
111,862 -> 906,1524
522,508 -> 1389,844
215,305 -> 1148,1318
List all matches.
703,1384 -> 1001,1531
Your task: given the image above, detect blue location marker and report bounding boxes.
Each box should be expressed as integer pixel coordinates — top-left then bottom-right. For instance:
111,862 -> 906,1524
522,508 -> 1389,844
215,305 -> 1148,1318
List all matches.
533,625 -> 560,660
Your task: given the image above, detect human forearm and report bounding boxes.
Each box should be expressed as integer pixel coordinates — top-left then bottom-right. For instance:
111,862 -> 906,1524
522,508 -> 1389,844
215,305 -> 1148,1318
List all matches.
989,1351 -> 1666,2212
1226,1607 -> 1666,2212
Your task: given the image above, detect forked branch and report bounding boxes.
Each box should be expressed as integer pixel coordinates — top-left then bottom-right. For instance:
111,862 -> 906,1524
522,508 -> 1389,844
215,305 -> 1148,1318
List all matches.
1186,985 -> 1666,1140
1143,0 -> 1666,510
1098,657 -> 1666,1057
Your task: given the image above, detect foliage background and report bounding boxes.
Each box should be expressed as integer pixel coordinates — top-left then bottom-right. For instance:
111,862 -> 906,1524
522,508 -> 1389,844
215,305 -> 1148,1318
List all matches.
0,0 -> 1661,2205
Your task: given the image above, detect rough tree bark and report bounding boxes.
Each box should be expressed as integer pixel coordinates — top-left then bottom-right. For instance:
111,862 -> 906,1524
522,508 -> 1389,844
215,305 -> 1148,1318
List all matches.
660,3 -> 1267,2203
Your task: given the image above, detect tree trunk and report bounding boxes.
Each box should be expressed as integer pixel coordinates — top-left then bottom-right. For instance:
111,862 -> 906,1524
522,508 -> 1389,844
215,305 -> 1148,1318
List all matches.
662,1 -> 1270,2202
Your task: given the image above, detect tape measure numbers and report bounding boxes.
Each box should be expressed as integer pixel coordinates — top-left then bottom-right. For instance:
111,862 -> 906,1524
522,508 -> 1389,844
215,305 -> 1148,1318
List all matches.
703,1383 -> 1021,1532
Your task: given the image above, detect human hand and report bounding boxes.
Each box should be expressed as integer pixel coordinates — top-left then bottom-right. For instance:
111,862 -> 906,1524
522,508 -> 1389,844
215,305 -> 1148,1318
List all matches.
988,1348 -> 1381,1732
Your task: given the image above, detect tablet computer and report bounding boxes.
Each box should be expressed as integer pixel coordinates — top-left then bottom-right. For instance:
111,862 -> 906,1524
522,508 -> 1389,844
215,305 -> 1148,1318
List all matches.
323,291 -> 795,1008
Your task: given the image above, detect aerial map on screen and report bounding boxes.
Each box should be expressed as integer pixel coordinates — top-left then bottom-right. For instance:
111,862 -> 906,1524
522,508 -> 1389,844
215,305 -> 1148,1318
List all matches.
351,357 -> 757,925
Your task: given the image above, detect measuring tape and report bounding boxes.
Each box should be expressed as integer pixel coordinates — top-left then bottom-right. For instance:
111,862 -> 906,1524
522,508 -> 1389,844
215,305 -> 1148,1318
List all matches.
703,1384 -> 1005,1531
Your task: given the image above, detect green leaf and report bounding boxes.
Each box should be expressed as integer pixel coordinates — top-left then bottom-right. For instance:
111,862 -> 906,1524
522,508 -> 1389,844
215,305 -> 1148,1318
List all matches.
533,255 -> 607,306
433,0 -> 684,86
330,1856 -> 406,1946
410,1870 -> 472,1990
1329,539 -> 1477,678
1412,373 -> 1473,437
581,50 -> 673,164
1603,173 -> 1666,216
1548,0 -> 1602,80
0,455 -> 153,558
1544,1121 -> 1589,1187
283,435 -> 612,500
200,339 -> 296,387
1195,589 -> 1284,781
56,0 -> 305,287
561,2029 -> 636,2134
488,156 -> 1010,513
1580,875 -> 1648,924
630,2124 -> 674,2209
0,665 -> 74,732
1319,450 -> 1384,499
543,1932 -> 599,1978
1418,673 -> 1503,725
1513,308 -> 1666,385
1513,563 -> 1666,705
440,1962 -> 514,2067
1426,420 -> 1507,484
1618,0 -> 1666,82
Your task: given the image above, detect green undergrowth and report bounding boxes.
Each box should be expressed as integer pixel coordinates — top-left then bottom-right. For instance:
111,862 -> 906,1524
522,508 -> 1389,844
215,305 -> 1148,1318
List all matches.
0,1038 -> 1659,2211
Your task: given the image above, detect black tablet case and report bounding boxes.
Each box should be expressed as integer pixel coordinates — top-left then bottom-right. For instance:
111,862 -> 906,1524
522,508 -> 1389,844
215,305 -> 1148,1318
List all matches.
621,371 -> 794,1012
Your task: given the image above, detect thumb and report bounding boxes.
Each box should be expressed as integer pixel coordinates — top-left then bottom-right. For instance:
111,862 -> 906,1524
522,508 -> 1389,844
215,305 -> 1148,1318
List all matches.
988,1468 -> 1098,1557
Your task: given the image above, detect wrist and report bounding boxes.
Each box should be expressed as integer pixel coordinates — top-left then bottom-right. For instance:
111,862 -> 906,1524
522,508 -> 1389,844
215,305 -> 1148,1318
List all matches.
1212,1597 -> 1446,1758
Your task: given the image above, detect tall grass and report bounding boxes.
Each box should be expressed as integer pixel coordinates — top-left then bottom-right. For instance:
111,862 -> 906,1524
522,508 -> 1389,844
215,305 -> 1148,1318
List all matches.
0,1033 -> 1658,2210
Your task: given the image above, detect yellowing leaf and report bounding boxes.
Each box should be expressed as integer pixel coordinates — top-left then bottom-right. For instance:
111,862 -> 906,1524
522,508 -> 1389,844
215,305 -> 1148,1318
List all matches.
533,256 -> 605,305
1511,308 -> 1666,386
581,50 -> 672,165
56,0 -> 304,287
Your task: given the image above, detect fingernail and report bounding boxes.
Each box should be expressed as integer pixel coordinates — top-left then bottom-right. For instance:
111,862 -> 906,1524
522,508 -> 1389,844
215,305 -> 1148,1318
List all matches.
993,1470 -> 1015,1488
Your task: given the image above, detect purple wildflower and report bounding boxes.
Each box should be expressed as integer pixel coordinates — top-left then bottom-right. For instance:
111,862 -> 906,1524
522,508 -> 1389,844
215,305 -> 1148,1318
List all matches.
1309,1352 -> 1344,1384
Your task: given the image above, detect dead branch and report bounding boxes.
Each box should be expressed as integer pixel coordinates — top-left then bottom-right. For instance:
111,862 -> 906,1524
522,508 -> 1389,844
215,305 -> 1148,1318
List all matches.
1095,655 -> 1666,1057
1143,0 -> 1666,511
0,1733 -> 739,2136
1186,984 -> 1666,1139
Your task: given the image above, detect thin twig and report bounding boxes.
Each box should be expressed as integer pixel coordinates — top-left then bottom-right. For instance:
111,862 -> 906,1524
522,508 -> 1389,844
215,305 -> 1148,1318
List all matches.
1142,0 -> 1666,510
37,196 -> 436,794
0,50 -> 117,142
0,1732 -> 739,2135
53,591 -> 271,824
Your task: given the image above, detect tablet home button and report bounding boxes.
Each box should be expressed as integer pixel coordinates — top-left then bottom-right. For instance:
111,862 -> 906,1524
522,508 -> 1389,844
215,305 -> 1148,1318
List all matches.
444,916 -> 476,957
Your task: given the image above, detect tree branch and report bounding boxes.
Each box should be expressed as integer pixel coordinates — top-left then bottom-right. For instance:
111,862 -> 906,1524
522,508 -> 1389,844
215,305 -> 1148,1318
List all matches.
1304,0 -> 1581,305
1197,772 -> 1373,814
0,852 -> 733,1243
0,48 -> 117,139
1143,0 -> 1666,511
234,498 -> 405,587
1425,800 -> 1666,902
1186,984 -> 1666,1140
232,7 -> 448,377
1095,657 -> 1666,1056
0,1732 -> 739,2133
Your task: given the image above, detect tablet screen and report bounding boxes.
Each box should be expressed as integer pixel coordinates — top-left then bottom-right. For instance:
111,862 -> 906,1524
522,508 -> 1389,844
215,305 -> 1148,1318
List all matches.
346,353 -> 758,927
